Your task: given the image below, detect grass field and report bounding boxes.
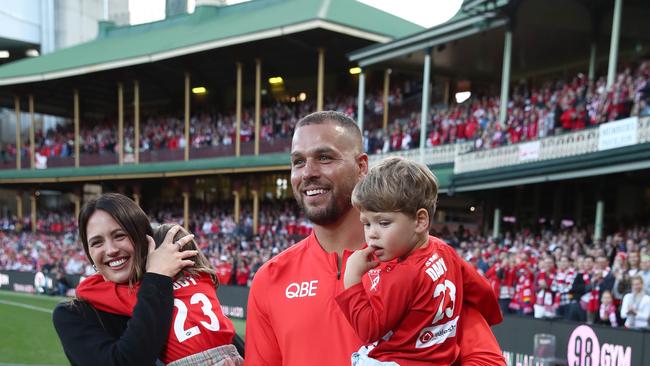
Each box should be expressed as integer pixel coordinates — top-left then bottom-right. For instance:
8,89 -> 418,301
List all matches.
0,290 -> 246,365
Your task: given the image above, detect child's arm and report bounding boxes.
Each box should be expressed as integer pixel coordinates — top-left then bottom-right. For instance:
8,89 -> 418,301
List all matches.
336,247 -> 412,343
75,274 -> 138,316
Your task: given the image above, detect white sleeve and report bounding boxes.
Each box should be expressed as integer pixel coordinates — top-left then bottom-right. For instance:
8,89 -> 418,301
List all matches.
620,294 -> 630,320
636,296 -> 650,325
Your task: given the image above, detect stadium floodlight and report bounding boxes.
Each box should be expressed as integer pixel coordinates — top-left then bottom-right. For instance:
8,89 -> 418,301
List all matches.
0,50 -> 9,58
25,49 -> 40,57
192,86 -> 207,94
268,77 -> 284,85
349,67 -> 362,75
455,91 -> 471,104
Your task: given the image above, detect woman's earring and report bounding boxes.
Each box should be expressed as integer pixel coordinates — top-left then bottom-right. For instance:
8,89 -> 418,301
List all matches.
92,264 -> 97,271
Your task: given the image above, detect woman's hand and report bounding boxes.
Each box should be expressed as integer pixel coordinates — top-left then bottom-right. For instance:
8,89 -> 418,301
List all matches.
146,225 -> 198,278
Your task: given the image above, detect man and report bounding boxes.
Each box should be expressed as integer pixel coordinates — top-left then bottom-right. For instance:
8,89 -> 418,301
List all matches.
245,111 -> 503,365
551,255 -> 576,319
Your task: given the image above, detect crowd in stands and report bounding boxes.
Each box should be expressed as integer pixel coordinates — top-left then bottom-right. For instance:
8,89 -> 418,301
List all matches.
366,60 -> 650,154
0,98 -> 351,161
2,200 -> 650,330
449,224 -> 650,330
3,60 -> 647,164
0,200 -> 309,290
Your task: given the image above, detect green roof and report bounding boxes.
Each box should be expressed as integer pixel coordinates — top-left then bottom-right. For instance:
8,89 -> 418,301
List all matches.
0,0 -> 422,85
348,0 -> 510,67
0,153 -> 291,183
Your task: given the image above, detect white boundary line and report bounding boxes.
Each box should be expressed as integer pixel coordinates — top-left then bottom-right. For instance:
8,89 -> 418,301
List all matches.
0,364 -> 60,366
0,299 -> 53,314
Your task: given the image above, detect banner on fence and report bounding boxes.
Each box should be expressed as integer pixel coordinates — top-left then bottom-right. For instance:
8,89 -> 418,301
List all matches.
598,116 -> 638,151
518,141 -> 541,162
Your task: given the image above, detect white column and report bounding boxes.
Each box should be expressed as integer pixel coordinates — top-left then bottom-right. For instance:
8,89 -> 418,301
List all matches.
588,42 -> 597,82
594,200 -> 604,241
419,49 -> 432,164
606,0 -> 623,89
317,48 -> 325,111
357,70 -> 365,132
493,208 -> 501,239
499,30 -> 513,127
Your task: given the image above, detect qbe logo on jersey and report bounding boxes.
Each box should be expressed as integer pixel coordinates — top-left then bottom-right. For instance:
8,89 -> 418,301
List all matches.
285,280 -> 318,299
567,325 -> 631,366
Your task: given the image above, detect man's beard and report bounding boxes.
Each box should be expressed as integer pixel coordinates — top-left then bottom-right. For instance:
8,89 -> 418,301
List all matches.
295,189 -> 353,226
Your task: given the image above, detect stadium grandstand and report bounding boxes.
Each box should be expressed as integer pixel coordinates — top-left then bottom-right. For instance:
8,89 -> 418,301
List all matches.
1,0 -> 650,365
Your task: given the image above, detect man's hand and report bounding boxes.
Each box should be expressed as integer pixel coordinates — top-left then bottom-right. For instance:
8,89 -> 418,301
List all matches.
343,246 -> 379,289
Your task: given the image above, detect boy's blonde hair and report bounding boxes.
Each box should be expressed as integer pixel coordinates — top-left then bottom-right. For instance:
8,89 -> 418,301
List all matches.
352,157 -> 438,224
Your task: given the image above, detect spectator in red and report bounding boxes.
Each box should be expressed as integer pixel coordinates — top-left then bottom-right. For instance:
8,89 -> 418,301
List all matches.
235,261 -> 250,286
510,253 -> 535,315
215,257 -> 233,285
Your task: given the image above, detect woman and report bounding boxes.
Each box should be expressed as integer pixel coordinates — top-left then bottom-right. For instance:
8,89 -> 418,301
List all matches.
620,275 -> 650,329
76,224 -> 243,365
53,193 -> 199,365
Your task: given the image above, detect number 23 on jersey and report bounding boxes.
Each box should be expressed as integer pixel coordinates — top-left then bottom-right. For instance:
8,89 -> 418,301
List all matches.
173,292 -> 221,342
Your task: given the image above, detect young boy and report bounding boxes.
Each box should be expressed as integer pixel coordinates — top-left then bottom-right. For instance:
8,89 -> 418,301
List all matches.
76,224 -> 243,366
335,156 -> 502,366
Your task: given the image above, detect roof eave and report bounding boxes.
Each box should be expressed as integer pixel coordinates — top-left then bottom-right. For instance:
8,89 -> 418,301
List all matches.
348,12 -> 506,67
0,19 -> 392,87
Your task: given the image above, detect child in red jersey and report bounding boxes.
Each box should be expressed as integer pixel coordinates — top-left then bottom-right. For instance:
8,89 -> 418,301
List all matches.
336,157 -> 502,366
76,224 -> 243,366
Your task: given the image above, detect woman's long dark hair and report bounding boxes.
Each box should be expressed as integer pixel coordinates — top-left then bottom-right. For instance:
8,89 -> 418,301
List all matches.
79,193 -> 153,286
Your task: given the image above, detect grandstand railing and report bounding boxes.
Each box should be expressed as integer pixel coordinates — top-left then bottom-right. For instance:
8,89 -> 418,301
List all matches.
368,141 -> 473,167
0,137 -> 293,170
454,116 -> 650,174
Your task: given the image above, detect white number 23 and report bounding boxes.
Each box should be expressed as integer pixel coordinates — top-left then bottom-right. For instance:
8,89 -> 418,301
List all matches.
173,292 -> 220,342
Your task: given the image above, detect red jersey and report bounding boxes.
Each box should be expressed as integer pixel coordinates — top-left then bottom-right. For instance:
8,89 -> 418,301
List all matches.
76,273 -> 236,364
216,262 -> 233,285
335,236 -> 500,365
245,233 -> 502,366
245,233 -> 363,365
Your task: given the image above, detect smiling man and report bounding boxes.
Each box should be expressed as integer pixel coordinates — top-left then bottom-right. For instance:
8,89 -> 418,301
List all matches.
244,111 -> 504,365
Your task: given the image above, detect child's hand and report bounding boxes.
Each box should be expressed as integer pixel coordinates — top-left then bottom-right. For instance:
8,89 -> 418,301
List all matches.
343,246 -> 379,289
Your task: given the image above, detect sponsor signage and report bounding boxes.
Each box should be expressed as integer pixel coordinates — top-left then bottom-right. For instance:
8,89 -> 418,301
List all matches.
598,116 -> 638,151
567,325 -> 631,366
216,284 -> 249,319
494,316 -> 643,366
518,141 -> 541,162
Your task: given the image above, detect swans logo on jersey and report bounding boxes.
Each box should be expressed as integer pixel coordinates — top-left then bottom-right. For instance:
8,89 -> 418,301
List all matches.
285,280 -> 319,299
368,269 -> 381,291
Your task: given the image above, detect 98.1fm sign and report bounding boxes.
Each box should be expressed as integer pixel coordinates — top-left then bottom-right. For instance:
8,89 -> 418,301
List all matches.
567,325 -> 631,366
493,316 -> 648,366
